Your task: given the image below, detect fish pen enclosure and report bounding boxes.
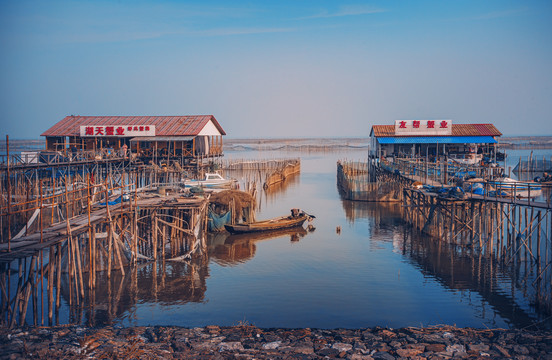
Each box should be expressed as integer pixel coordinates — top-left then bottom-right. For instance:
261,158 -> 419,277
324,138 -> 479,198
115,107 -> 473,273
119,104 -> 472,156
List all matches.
262,160 -> 300,189
337,160 -> 412,202
222,158 -> 300,188
222,158 -> 300,208
403,188 -> 552,314
513,156 -> 552,175
223,158 -> 300,171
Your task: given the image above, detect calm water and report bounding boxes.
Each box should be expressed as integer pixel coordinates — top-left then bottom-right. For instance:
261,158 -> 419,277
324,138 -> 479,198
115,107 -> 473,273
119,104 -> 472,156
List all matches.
20,147 -> 552,329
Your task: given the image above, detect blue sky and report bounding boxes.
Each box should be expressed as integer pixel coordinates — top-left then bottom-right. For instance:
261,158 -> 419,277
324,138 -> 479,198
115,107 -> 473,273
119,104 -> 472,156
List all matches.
0,0 -> 551,138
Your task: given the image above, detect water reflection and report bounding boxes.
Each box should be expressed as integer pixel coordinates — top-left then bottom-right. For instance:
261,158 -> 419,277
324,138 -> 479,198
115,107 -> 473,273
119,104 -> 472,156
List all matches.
31,147 -> 552,329
208,228 -> 308,266
65,256 -> 210,326
66,227 -> 312,327
340,199 -> 551,329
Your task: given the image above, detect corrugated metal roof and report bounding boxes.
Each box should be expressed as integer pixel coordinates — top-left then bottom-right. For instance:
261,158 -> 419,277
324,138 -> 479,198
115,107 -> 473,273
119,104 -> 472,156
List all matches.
377,136 -> 498,144
41,115 -> 226,137
371,123 -> 502,138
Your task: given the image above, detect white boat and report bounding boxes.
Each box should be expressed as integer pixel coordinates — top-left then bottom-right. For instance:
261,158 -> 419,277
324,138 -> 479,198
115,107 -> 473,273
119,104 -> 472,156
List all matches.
488,177 -> 542,198
449,153 -> 483,165
183,173 -> 236,188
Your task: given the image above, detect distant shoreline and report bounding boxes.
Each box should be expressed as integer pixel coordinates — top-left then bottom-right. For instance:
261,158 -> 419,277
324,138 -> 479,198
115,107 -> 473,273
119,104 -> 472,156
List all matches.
1,136 -> 552,153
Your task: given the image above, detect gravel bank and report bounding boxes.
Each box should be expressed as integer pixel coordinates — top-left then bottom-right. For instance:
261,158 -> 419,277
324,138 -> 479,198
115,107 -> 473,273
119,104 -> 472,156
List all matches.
2,324 -> 552,359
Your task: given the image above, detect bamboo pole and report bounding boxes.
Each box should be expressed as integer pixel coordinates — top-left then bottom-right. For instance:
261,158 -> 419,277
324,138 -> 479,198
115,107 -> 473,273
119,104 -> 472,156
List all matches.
87,174 -> 93,289
106,178 -> 113,279
6,135 -> 11,250
48,246 -> 54,325
56,243 -> 61,309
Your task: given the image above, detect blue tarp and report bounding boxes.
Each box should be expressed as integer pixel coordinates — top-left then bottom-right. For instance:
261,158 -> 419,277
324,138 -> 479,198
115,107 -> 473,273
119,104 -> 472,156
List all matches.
99,196 -> 122,206
377,136 -> 497,144
208,209 -> 232,232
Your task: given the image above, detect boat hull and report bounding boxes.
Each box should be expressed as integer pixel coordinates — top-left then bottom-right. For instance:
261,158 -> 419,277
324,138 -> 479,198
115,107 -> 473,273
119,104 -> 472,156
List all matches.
184,180 -> 234,188
488,179 -> 542,198
224,214 -> 309,234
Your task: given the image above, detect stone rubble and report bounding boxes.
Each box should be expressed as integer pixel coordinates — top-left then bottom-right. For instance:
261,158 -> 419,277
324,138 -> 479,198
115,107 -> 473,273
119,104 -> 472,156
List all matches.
1,324 -> 552,359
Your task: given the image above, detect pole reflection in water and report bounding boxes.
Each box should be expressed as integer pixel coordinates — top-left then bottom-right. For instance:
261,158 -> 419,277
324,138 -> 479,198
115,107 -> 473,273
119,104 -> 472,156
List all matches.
341,199 -> 552,329
58,253 -> 210,327
51,227 -> 311,327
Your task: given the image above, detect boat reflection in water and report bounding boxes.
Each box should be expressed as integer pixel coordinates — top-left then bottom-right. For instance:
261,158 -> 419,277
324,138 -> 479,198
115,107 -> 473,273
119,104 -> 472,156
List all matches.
208,227 -> 308,266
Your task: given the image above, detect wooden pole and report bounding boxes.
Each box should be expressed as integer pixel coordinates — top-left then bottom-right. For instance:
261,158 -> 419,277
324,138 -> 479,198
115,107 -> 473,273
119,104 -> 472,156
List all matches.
153,215 -> 158,261
106,177 -> 113,279
6,135 -> 11,250
39,180 -> 43,244
87,174 -> 93,289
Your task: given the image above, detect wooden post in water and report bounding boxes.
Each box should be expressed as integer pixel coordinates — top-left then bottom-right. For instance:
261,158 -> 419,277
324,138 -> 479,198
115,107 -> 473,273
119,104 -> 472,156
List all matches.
87,174 -> 93,290
6,135 -> 11,250
153,214 -> 158,261
106,177 -> 113,279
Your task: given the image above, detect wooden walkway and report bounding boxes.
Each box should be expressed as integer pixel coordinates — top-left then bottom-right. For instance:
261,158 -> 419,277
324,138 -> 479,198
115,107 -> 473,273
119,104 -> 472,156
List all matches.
413,188 -> 551,209
0,194 -> 207,262
401,173 -> 551,210
466,192 -> 551,209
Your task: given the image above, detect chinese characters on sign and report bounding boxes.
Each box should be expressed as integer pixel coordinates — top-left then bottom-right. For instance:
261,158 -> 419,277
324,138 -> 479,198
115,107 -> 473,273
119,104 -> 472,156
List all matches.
394,120 -> 452,136
80,125 -> 156,137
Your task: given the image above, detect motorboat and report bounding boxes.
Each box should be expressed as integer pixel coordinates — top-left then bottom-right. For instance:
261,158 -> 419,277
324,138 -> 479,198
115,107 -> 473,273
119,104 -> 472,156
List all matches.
183,173 -> 236,188
488,177 -> 542,198
449,153 -> 483,166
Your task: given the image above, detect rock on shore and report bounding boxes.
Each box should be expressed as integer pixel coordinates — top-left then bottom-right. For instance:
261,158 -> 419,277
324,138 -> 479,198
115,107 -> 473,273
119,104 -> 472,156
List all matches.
1,324 -> 552,359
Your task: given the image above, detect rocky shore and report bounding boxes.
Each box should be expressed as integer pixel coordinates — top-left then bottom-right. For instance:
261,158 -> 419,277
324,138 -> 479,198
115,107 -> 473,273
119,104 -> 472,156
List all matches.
1,324 -> 552,359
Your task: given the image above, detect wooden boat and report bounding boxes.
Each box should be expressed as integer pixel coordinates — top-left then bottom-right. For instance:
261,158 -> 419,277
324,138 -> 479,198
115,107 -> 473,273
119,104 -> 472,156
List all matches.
224,209 -> 313,234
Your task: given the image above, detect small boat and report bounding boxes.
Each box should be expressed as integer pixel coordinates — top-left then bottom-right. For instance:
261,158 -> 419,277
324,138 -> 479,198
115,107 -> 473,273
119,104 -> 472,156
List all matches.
488,177 -> 542,198
224,209 -> 313,234
183,173 -> 236,188
449,152 -> 483,166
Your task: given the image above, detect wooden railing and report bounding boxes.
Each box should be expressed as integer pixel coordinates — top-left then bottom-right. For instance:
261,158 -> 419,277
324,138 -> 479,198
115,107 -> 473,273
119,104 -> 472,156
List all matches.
0,172 -> 137,250
0,146 -> 224,167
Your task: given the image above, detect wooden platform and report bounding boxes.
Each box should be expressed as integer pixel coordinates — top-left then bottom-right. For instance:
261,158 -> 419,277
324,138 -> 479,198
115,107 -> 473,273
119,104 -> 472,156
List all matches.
0,193 -> 207,262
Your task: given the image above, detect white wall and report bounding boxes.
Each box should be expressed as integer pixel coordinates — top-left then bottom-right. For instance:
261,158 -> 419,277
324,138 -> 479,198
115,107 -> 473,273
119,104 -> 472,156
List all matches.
198,120 -> 222,136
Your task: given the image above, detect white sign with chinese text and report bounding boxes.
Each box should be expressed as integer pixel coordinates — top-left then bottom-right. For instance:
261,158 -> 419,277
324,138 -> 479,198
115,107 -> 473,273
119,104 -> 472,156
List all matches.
394,120 -> 452,136
79,125 -> 156,137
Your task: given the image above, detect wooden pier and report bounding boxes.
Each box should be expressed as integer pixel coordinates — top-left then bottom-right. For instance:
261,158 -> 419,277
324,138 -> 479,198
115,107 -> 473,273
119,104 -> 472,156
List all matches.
0,153 -> 301,327
337,160 -> 412,201
338,158 -> 552,314
403,188 -> 552,313
0,170 -> 209,327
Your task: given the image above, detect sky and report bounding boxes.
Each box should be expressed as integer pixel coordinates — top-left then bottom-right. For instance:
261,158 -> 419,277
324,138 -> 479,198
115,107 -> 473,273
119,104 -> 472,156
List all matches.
0,0 -> 551,139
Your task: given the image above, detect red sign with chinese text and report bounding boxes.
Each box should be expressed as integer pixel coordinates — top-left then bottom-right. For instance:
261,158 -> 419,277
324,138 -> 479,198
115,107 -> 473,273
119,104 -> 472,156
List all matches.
80,125 -> 155,137
394,120 -> 452,136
